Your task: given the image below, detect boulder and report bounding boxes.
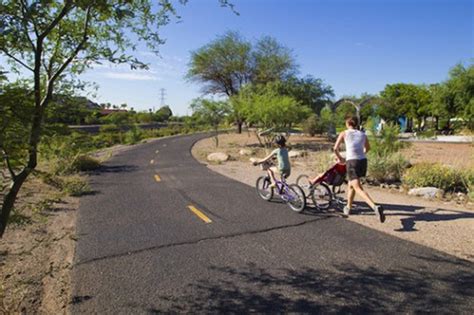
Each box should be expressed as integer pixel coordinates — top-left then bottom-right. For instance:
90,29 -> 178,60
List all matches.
207,152 -> 229,163
289,150 -> 305,158
408,187 -> 444,199
249,157 -> 259,163
239,149 -> 254,156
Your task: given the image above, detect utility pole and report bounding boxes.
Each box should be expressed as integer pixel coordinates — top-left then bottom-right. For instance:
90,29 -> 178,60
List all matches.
159,88 -> 166,107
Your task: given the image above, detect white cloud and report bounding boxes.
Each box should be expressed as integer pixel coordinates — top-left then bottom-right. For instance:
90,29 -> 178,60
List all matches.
102,72 -> 161,81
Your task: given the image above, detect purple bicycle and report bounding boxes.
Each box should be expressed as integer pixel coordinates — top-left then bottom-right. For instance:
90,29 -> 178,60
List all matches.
255,161 -> 306,212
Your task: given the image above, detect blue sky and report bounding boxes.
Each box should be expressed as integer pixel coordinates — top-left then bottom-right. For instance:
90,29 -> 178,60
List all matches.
81,0 -> 472,115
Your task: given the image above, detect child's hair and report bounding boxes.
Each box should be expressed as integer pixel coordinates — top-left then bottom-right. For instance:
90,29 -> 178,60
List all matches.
274,135 -> 286,146
345,116 -> 359,128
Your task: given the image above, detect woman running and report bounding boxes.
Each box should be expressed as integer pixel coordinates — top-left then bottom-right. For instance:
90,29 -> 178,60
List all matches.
334,116 -> 385,223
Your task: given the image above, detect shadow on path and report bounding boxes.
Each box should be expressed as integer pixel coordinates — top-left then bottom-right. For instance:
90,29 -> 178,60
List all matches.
141,258 -> 473,313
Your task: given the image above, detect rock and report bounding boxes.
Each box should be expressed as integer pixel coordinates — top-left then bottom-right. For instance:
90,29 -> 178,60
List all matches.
408,187 -> 444,199
389,184 -> 398,189
207,152 -> 229,162
289,150 -> 305,158
239,149 -> 254,156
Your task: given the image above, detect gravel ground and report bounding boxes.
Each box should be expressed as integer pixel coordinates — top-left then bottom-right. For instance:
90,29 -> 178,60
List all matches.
193,132 -> 474,262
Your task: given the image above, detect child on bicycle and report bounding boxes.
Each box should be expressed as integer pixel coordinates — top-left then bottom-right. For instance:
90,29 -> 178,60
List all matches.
253,135 -> 291,188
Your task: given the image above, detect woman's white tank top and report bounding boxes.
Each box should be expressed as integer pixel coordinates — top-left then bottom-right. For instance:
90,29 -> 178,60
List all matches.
344,129 -> 366,160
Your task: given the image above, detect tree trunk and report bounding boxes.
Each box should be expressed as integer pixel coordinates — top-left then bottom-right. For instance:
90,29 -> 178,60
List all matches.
0,170 -> 30,237
0,100 -> 45,238
214,125 -> 219,147
237,121 -> 242,134
435,116 -> 439,130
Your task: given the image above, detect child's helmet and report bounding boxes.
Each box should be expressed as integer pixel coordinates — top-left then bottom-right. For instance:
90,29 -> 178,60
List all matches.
274,135 -> 286,146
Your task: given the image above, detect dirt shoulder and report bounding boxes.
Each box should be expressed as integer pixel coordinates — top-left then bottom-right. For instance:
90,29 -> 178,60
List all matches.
192,132 -> 474,262
0,140 -> 148,314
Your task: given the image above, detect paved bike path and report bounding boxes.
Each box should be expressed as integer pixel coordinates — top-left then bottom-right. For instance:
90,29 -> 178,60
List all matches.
72,133 -> 473,313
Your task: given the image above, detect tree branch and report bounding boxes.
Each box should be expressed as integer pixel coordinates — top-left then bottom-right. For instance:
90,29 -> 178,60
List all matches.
44,6 -> 93,103
1,148 -> 17,180
0,49 -> 34,72
38,0 -> 74,40
19,0 -> 37,52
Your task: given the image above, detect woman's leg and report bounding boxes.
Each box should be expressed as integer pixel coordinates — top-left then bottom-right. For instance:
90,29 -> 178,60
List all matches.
346,182 -> 356,209
349,178 -> 376,210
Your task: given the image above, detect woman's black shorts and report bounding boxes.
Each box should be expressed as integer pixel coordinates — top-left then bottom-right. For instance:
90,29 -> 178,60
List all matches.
346,158 -> 367,180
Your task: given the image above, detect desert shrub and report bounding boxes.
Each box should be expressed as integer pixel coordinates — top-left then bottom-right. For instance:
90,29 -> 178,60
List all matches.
369,123 -> 407,158
97,124 -> 124,145
416,130 -> 436,139
124,125 -> 144,144
366,123 -> 410,182
368,153 -> 410,183
402,162 -> 472,192
303,114 -> 325,136
71,155 -> 100,172
62,176 -> 92,196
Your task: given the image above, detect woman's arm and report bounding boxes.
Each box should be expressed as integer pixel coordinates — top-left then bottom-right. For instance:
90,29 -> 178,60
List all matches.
364,134 -> 370,153
333,131 -> 345,163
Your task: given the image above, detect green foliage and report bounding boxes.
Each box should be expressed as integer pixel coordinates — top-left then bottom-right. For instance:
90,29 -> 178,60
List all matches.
403,163 -> 473,193
335,102 -> 357,128
274,76 -> 334,115
432,63 -> 474,129
233,83 -> 311,129
187,31 -> 298,96
100,112 -> 133,126
303,114 -> 325,136
190,99 -> 231,128
369,123 -> 406,158
0,82 -> 33,166
368,153 -> 410,183
252,36 -> 298,84
366,123 -> 410,183
155,106 -> 173,122
124,125 -> 144,144
62,176 -> 92,197
39,132 -> 101,175
71,155 -> 100,172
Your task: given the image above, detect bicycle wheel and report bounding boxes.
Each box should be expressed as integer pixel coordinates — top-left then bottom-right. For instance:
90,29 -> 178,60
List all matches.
311,182 -> 332,210
296,174 -> 311,198
256,176 -> 273,201
286,184 -> 306,212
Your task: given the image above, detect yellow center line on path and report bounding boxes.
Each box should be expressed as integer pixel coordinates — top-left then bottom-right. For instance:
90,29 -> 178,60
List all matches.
154,174 -> 161,182
187,205 -> 212,224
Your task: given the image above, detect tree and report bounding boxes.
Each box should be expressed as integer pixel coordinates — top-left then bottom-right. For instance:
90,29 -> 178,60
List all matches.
252,36 -> 298,85
438,63 -> 474,130
236,83 -> 311,130
276,76 -> 334,115
234,83 -> 311,146
0,0 -> 235,237
380,83 -> 431,130
187,31 -> 252,97
187,31 -> 298,133
190,99 -> 231,147
155,105 -> 173,122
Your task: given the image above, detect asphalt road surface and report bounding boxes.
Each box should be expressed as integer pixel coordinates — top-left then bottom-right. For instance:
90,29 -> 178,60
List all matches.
71,133 -> 473,314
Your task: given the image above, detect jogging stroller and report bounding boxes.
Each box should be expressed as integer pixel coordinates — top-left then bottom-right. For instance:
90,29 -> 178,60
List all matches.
296,163 -> 347,210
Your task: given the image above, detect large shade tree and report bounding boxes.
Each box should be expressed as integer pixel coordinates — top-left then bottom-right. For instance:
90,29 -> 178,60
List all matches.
0,0 -> 235,237
187,31 -> 299,133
